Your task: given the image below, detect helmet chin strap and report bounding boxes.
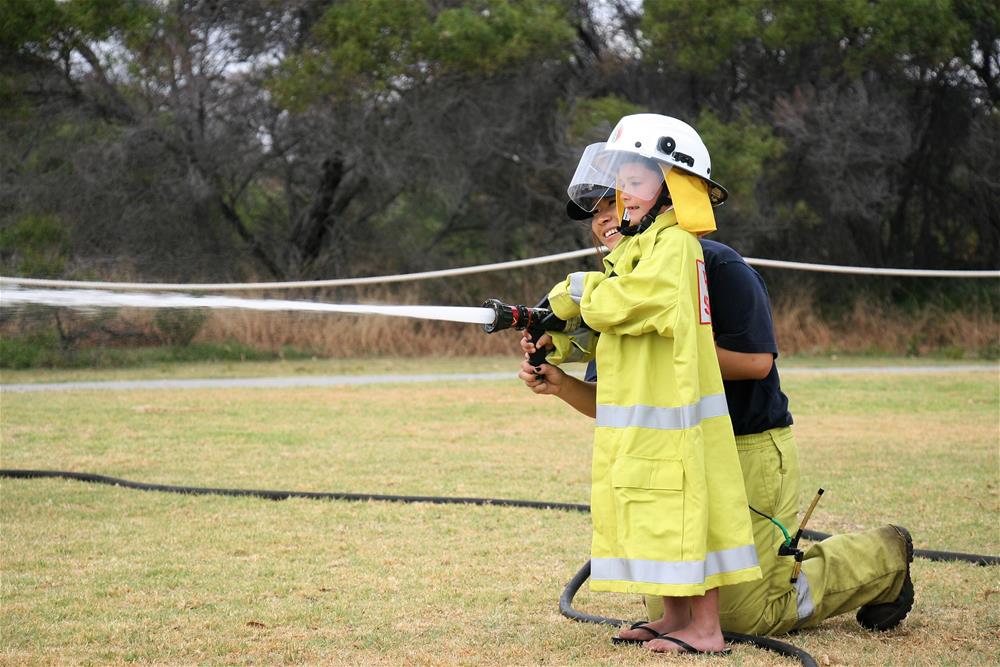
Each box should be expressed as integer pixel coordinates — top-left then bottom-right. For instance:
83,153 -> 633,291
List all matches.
618,189 -> 673,237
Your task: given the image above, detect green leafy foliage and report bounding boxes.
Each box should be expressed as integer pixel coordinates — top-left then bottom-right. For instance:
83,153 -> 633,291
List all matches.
642,0 -> 976,80
695,109 -> 784,218
0,332 -> 63,368
642,0 -> 763,74
0,214 -> 69,277
567,95 -> 647,142
271,0 -> 576,108
0,0 -> 149,53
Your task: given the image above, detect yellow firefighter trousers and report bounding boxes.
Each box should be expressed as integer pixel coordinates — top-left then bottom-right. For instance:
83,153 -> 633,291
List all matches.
645,427 -> 909,634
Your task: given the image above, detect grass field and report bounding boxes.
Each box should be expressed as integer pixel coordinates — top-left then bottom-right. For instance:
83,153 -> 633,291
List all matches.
2,359 -> 998,665
0,353 -> 991,385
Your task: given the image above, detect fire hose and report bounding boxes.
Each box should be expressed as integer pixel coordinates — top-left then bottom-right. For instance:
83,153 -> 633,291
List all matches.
0,287 -> 559,361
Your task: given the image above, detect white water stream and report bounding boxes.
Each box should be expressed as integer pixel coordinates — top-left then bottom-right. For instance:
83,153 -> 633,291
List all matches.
0,286 -> 497,326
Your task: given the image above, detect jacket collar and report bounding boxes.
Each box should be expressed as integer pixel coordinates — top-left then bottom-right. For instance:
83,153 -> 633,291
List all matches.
603,209 -> 678,273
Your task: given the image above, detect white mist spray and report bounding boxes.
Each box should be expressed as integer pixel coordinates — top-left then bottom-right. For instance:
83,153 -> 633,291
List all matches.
0,287 -> 496,325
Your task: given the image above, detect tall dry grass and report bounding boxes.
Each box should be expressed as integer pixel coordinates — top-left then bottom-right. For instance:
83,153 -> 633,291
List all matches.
772,286 -> 998,357
198,307 -> 519,357
195,282 -> 998,359
193,278 -> 561,357
4,266 -> 997,359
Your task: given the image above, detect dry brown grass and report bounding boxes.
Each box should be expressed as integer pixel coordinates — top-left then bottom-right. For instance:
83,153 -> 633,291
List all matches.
4,271 -> 997,359
194,283 -> 998,359
771,286 -> 997,357
187,272 -> 572,357
197,307 -> 517,357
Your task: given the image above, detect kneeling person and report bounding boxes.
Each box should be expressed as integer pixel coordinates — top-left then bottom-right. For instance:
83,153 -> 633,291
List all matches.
525,176 -> 914,640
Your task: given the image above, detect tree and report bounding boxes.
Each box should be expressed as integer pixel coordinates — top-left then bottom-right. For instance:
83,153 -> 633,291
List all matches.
2,0 -> 294,278
2,0 -> 995,286
268,0 -> 583,276
638,0 -> 999,269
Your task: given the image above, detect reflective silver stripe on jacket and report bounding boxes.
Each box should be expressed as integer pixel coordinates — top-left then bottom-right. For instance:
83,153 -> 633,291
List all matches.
596,393 -> 730,430
568,272 -> 587,304
795,571 -> 815,620
591,544 -> 760,585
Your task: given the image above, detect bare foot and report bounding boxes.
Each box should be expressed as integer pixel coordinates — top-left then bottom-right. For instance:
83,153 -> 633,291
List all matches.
645,624 -> 727,654
616,616 -> 688,642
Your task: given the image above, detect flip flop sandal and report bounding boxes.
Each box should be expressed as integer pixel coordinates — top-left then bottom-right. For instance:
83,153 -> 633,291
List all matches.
611,621 -> 662,645
647,634 -> 733,656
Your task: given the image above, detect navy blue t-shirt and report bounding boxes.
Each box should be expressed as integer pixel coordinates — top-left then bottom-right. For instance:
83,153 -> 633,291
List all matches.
584,239 -> 793,436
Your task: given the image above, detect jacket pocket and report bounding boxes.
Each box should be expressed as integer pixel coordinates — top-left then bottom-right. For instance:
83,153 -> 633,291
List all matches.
613,455 -> 684,490
611,455 -> 685,558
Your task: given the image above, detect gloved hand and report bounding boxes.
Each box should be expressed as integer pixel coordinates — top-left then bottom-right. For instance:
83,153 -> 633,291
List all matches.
521,327 -> 597,366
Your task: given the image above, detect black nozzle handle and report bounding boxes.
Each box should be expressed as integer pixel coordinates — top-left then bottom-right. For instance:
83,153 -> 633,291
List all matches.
527,330 -> 549,369
526,296 -> 561,372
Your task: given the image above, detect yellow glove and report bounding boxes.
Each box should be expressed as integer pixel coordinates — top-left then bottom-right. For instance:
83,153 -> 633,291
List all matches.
544,327 -> 598,366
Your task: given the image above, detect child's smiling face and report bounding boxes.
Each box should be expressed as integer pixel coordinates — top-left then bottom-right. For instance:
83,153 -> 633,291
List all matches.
590,196 -> 621,250
617,161 -> 665,222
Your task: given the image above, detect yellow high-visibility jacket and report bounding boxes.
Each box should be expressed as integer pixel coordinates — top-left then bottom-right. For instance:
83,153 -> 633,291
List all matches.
548,210 -> 761,596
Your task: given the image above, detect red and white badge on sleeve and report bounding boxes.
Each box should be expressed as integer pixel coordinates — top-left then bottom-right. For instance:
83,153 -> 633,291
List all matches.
697,259 -> 712,325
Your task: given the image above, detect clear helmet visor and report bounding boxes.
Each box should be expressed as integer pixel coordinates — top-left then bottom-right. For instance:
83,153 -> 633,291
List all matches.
567,143 -> 667,213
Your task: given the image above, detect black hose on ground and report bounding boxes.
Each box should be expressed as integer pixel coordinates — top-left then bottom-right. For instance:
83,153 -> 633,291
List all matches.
3,469 -> 994,566
4,469 -> 998,666
0,468 -> 587,512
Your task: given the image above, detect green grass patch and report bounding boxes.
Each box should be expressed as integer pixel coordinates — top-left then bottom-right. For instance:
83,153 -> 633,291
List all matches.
0,356 -> 520,385
1,364 -> 998,665
0,336 -> 315,371
1,354 -> 994,386
779,354 -> 997,368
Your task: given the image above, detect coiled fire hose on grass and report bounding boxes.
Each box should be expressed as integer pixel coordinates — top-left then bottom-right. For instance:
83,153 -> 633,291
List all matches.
4,469 -> 998,666
557,559 -> 822,667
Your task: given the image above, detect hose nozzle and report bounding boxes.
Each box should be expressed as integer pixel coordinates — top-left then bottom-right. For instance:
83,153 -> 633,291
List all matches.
481,298 -> 552,334
482,297 -> 570,377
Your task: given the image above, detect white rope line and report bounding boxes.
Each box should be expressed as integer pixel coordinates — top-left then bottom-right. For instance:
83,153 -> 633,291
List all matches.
0,248 -> 598,291
743,258 -> 1000,278
0,249 -> 996,291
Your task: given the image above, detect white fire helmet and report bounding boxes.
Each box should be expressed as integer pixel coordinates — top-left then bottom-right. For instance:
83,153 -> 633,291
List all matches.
567,113 -> 728,216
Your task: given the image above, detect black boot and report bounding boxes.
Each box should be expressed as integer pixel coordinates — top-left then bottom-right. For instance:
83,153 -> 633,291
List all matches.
856,525 -> 914,632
